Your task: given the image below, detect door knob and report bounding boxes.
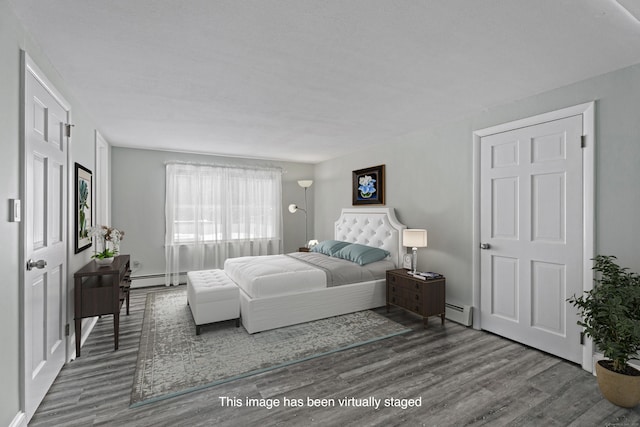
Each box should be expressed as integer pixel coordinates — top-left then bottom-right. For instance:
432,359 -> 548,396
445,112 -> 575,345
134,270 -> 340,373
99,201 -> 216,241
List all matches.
27,259 -> 47,271
480,243 -> 491,250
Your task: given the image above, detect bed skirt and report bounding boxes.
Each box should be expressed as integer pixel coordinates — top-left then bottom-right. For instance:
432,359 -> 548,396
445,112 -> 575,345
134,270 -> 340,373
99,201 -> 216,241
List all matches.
239,279 -> 386,334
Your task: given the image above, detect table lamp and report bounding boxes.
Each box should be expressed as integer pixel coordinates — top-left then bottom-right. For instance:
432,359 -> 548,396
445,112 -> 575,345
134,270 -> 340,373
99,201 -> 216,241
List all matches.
403,229 -> 428,274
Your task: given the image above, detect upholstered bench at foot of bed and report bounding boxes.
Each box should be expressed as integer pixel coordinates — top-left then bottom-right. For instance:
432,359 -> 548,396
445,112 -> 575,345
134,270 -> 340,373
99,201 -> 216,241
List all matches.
187,269 -> 240,335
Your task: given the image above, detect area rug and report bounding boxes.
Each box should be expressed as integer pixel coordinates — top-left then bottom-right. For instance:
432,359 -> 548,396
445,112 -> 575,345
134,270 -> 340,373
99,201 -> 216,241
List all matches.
130,288 -> 410,407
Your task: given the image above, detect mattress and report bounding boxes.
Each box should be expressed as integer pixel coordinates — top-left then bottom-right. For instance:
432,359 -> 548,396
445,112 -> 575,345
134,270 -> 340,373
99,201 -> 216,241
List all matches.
224,254 -> 326,298
224,252 -> 394,299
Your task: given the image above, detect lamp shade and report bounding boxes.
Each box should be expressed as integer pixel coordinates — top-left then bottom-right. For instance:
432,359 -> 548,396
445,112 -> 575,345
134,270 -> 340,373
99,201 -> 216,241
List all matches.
297,180 -> 313,188
403,229 -> 427,248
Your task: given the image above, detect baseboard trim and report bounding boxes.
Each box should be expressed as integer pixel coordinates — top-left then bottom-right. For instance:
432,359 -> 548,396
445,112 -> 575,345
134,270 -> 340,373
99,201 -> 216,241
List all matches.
132,273 -> 186,288
10,411 -> 27,427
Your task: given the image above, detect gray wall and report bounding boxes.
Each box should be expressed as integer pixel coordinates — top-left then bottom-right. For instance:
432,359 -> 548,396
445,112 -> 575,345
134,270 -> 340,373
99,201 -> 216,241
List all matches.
315,62 -> 640,307
111,147 -> 315,281
1,0 -> 101,424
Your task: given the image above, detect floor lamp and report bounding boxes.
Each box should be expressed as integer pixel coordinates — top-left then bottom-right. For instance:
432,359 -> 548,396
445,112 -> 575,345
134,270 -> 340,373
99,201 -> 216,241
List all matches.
288,180 -> 313,247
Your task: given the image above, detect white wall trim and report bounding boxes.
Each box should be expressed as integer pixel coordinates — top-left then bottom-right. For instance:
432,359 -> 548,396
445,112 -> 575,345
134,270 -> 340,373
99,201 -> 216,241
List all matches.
581,102 -> 596,372
95,130 -> 110,226
9,411 -> 27,427
471,101 -> 596,372
23,54 -> 70,111
131,274 -> 178,288
68,317 -> 99,360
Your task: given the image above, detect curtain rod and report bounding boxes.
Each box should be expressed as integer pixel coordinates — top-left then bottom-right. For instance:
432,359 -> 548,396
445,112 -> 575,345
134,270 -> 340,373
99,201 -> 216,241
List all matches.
165,160 -> 286,173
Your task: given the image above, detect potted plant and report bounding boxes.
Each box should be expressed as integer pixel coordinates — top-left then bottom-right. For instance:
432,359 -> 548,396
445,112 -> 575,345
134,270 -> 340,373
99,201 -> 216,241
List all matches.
568,255 -> 640,408
89,225 -> 125,266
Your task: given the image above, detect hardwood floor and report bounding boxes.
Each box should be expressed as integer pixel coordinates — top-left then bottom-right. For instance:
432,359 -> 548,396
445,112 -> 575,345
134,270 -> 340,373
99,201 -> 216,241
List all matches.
30,287 -> 640,427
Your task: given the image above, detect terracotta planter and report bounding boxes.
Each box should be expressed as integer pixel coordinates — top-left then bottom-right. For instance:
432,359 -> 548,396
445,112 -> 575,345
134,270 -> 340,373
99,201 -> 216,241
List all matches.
595,360 -> 640,408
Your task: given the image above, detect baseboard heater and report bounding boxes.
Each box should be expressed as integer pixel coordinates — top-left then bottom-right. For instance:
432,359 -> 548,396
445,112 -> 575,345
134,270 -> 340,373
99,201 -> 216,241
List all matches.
445,302 -> 473,326
131,272 -> 186,288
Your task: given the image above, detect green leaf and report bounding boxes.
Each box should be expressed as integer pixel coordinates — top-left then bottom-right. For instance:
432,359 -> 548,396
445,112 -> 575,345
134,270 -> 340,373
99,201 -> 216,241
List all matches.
567,255 -> 640,373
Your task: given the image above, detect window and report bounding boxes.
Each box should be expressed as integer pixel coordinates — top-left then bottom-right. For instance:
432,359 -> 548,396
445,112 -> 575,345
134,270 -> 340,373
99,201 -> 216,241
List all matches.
166,163 -> 282,246
165,162 -> 283,285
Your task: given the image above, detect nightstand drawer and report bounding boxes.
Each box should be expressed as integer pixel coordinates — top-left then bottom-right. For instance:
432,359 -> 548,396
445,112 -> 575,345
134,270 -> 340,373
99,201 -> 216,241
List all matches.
409,302 -> 424,316
408,290 -> 422,304
387,273 -> 414,289
388,294 -> 406,307
387,283 -> 407,296
387,282 -> 407,307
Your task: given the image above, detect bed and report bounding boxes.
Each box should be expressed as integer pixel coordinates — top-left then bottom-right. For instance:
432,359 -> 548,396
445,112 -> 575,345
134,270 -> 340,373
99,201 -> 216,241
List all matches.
224,207 -> 406,333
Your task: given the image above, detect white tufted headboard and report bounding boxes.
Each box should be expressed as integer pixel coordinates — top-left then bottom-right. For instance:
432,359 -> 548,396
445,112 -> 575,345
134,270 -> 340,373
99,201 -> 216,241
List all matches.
334,207 -> 407,267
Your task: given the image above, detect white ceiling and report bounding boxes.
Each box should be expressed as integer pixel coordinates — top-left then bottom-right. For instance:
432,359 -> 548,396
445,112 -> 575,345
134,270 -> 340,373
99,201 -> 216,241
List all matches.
9,0 -> 640,163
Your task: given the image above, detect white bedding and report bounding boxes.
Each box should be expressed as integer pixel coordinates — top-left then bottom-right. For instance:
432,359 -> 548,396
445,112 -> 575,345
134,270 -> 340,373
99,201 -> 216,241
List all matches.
224,251 -> 395,299
224,254 -> 326,298
287,252 -> 394,285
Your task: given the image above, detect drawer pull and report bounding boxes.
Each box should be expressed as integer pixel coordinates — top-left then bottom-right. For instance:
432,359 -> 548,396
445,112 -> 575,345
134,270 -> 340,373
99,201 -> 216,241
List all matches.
415,294 -> 419,300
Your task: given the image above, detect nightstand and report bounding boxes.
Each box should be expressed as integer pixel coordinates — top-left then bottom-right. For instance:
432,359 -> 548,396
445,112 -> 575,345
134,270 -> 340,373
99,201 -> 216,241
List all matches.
386,269 -> 445,327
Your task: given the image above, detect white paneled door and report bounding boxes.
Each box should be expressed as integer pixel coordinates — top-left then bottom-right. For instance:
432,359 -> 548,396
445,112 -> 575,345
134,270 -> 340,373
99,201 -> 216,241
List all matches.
22,54 -> 69,421
479,115 -> 584,364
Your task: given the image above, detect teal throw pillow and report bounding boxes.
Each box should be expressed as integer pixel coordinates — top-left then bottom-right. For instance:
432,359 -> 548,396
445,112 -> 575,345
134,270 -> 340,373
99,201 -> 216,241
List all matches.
310,240 -> 351,256
333,243 -> 390,266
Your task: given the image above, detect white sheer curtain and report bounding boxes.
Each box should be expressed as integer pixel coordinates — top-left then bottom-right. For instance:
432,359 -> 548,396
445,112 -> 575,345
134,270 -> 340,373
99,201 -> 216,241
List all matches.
165,163 -> 283,286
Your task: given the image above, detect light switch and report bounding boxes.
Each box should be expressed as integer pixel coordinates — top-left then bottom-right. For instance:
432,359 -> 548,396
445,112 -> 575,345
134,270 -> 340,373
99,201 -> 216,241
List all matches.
10,199 -> 21,222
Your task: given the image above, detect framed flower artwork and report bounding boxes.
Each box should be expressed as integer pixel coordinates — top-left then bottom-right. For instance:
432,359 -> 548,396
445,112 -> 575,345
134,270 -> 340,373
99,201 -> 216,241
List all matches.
352,164 -> 385,205
74,162 -> 92,253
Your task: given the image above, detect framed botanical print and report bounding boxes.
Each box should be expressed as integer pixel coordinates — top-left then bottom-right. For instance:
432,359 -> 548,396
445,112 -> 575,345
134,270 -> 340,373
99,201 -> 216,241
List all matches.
74,162 -> 92,253
352,164 -> 385,205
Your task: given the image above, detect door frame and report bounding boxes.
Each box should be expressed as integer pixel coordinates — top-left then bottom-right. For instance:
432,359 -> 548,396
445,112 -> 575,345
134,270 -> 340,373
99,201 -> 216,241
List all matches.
95,130 -> 110,227
471,102 -> 595,372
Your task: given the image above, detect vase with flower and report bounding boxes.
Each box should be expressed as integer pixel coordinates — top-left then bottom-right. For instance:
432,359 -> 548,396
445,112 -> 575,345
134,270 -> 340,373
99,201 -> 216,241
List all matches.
358,174 -> 377,199
89,225 -> 125,266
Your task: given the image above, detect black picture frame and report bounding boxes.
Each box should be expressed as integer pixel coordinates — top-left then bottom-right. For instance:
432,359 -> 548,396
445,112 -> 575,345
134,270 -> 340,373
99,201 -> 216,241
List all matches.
74,162 -> 92,253
352,164 -> 385,205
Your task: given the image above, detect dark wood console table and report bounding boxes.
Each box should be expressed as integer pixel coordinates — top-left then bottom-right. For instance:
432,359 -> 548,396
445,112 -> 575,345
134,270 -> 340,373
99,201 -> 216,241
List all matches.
74,254 -> 131,357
